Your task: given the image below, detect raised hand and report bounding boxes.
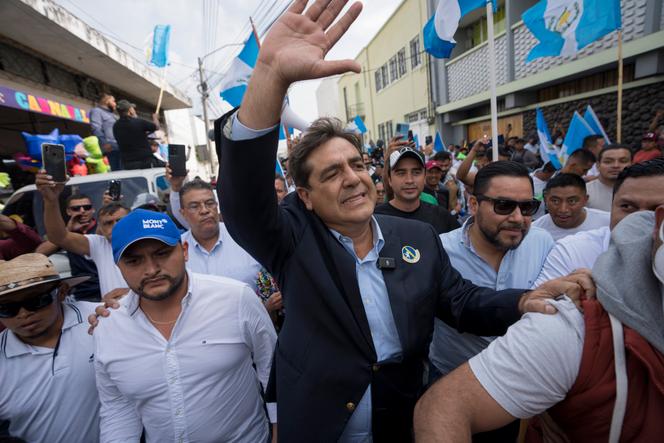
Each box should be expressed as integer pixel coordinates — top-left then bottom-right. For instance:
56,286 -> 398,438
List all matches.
239,0 -> 363,130
259,0 -> 363,87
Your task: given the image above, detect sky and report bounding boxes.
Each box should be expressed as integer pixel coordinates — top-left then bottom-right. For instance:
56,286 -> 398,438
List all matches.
51,0 -> 405,122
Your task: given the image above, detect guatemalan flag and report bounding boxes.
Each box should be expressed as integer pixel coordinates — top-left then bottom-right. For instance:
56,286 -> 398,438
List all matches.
562,111 -> 595,162
219,33 -> 259,108
522,0 -> 621,62
149,25 -> 171,68
583,105 -> 610,145
424,0 -> 489,58
434,132 -> 446,153
536,108 -> 562,170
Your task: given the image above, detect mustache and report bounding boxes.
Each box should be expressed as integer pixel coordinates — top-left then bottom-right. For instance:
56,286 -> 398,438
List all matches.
500,222 -> 527,230
138,275 -> 173,291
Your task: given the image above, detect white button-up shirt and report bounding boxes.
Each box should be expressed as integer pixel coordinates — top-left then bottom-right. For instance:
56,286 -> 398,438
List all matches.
0,301 -> 100,443
181,223 -> 263,293
93,272 -> 276,443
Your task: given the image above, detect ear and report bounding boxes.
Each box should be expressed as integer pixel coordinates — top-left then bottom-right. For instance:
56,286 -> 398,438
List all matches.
57,283 -> 69,301
181,241 -> 189,262
655,206 -> 664,240
296,187 -> 313,211
468,194 -> 479,216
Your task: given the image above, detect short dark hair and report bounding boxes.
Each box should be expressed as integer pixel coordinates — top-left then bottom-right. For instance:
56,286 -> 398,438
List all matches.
582,135 -> 604,150
179,179 -> 214,203
289,117 -> 362,188
275,173 -> 286,186
473,161 -> 533,196
486,147 -> 512,161
544,173 -> 587,194
597,144 -> 633,162
432,151 -> 452,162
98,202 -> 129,218
568,149 -> 596,164
613,157 -> 664,195
65,193 -> 92,208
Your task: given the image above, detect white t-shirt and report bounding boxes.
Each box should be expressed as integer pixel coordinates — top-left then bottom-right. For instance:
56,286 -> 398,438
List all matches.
586,179 -> 613,212
469,297 -> 584,418
533,226 -> 610,287
85,234 -> 128,295
532,208 -> 610,241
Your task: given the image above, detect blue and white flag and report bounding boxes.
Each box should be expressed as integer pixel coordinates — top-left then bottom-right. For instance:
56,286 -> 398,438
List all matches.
434,132 -> 446,152
149,25 -> 171,68
522,0 -> 621,62
536,108 -> 561,169
353,115 -> 367,134
583,105 -> 610,145
423,0 -> 489,58
562,111 -> 595,161
219,33 -> 260,107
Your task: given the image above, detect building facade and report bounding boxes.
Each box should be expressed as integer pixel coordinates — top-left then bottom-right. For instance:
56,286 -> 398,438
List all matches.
430,0 -> 664,148
337,0 -> 435,145
0,0 -> 193,169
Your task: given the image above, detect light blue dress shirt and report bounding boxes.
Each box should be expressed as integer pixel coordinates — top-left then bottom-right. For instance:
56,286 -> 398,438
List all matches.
429,218 -> 554,376
181,222 -> 263,293
331,217 -> 402,443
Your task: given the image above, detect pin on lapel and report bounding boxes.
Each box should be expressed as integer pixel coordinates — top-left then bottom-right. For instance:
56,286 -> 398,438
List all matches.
401,246 -> 420,264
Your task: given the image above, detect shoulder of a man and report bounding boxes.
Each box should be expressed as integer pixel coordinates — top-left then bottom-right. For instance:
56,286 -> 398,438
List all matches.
469,297 -> 585,419
532,214 -> 551,227
524,226 -> 555,248
84,234 -> 106,253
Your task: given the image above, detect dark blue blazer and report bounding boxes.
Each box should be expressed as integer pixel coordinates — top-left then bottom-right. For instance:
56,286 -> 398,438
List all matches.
215,112 -> 524,442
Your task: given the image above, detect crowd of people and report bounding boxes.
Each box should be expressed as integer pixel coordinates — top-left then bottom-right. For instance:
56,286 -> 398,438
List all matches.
1,1 -> 664,442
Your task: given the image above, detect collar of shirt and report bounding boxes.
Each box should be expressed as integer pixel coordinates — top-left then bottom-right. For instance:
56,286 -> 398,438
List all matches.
3,302 -> 84,358
183,223 -> 223,255
329,216 -> 384,262
122,270 -> 195,318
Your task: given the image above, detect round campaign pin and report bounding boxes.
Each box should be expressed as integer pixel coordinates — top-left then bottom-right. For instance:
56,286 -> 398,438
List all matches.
401,246 -> 420,264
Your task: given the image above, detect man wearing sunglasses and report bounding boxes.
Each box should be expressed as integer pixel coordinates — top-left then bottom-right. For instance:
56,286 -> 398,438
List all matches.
0,253 -> 99,442
427,161 -> 554,442
415,206 -> 664,442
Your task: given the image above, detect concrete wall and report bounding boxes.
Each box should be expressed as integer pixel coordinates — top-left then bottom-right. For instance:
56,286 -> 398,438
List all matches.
316,77 -> 342,120
521,80 -> 664,149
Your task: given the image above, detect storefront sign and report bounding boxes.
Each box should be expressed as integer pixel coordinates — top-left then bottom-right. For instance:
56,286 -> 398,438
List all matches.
0,84 -> 90,123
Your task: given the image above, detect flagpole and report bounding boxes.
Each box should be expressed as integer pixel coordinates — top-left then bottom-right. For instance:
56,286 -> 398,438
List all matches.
616,29 -> 624,143
155,66 -> 167,114
486,1 -> 499,162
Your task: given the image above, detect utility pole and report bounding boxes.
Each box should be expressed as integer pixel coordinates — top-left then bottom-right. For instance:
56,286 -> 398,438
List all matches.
197,56 -> 214,177
196,43 -> 242,179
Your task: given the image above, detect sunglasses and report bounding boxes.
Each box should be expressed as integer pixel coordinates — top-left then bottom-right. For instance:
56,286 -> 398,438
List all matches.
475,195 -> 541,216
0,289 -> 57,318
69,204 -> 93,212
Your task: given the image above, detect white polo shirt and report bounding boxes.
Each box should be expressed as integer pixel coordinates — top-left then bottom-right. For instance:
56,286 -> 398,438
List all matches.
93,272 -> 276,443
181,223 -> 262,292
0,301 -> 99,443
85,234 -> 127,295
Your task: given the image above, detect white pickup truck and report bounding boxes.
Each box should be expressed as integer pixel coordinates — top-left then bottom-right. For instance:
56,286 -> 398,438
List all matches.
2,168 -> 169,275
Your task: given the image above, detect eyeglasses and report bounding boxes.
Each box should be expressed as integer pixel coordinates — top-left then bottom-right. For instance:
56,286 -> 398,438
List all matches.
68,204 -> 93,212
184,200 -> 218,212
0,289 -> 57,318
475,195 -> 540,216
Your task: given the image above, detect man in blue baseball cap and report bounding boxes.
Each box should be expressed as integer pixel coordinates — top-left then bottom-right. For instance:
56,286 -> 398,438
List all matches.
93,209 -> 277,442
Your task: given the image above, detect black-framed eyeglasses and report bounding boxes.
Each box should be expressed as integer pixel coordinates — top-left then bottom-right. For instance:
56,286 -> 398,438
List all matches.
475,195 -> 541,216
0,289 -> 58,318
69,204 -> 93,212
